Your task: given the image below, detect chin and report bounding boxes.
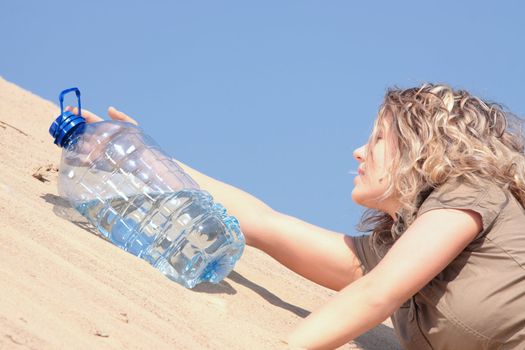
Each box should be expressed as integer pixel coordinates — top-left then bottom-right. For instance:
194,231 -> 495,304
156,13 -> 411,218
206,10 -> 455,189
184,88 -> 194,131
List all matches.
351,189 -> 380,210
351,189 -> 365,206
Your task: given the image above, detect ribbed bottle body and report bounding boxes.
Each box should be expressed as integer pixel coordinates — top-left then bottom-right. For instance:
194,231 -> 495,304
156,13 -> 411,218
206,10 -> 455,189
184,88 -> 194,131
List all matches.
58,121 -> 245,288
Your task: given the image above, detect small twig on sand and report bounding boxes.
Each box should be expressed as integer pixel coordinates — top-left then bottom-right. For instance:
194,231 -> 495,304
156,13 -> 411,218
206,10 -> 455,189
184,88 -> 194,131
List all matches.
0,120 -> 28,136
32,173 -> 49,183
94,330 -> 109,338
32,164 -> 59,183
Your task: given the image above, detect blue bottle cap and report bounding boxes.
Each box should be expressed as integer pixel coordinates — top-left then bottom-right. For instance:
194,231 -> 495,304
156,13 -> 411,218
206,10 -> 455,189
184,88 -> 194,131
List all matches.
49,88 -> 86,147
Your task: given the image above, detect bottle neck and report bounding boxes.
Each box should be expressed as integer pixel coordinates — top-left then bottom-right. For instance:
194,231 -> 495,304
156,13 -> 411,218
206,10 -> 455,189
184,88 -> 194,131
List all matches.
62,122 -> 86,148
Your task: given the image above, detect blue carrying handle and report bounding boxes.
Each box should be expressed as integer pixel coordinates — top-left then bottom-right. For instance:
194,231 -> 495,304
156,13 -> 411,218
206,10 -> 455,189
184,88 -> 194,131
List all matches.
59,87 -> 81,117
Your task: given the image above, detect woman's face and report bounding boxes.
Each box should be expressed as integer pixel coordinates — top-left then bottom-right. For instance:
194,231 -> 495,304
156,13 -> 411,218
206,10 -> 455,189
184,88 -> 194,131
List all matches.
351,119 -> 399,217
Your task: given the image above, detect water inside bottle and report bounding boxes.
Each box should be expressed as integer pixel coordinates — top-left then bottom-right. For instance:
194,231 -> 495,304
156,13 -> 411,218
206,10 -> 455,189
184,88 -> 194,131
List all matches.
75,189 -> 244,288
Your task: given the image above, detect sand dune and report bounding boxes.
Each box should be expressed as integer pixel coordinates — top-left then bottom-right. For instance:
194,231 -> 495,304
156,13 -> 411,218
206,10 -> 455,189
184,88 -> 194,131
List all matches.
0,77 -> 401,349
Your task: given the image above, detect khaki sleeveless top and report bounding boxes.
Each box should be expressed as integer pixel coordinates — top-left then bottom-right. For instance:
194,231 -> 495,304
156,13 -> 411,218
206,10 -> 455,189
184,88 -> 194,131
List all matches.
351,178 -> 525,349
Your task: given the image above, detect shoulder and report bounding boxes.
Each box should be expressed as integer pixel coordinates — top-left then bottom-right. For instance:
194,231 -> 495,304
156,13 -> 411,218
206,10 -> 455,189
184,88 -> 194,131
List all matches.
418,176 -> 510,239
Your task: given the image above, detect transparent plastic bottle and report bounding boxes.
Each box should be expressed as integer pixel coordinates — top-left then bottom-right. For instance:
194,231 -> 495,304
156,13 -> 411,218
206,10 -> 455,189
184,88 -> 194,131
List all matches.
49,88 -> 245,288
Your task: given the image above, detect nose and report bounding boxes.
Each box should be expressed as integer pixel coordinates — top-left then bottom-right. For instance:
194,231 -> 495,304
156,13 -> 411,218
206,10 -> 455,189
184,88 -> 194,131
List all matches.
353,144 -> 366,162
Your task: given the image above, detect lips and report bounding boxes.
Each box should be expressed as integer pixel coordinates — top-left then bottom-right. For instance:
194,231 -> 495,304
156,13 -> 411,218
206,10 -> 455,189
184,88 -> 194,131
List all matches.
358,168 -> 365,176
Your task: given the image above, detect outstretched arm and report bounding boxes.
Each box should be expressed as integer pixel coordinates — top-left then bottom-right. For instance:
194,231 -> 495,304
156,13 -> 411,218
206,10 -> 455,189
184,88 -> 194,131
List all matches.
177,161 -> 363,291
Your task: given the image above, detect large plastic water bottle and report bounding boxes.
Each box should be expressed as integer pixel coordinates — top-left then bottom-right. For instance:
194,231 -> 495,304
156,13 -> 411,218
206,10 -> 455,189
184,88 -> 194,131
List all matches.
49,88 -> 245,288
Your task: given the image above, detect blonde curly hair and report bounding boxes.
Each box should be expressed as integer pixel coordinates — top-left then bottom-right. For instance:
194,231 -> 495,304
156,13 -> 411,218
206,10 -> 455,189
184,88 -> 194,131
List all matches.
357,83 -> 525,254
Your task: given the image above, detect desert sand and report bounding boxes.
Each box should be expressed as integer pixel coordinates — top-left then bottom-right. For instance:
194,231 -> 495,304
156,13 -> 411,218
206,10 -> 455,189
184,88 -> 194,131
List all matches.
0,77 -> 401,349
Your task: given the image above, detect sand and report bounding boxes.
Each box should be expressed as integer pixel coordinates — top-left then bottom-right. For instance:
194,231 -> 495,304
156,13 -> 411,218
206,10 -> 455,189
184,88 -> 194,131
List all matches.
0,77 -> 401,349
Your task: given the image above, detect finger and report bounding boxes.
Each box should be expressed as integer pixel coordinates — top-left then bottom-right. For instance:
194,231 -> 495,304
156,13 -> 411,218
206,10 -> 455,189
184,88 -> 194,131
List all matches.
65,105 -> 104,123
108,106 -> 139,125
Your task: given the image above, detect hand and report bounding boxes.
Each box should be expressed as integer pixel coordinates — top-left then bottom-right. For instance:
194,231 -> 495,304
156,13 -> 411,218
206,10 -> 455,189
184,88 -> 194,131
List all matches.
64,106 -> 139,126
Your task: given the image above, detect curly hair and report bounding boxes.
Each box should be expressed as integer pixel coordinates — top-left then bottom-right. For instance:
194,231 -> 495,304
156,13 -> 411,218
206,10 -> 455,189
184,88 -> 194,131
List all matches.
357,83 -> 525,255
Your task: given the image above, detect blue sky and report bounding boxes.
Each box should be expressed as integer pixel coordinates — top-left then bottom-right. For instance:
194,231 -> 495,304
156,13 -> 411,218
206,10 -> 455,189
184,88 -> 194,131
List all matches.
1,1 -> 524,234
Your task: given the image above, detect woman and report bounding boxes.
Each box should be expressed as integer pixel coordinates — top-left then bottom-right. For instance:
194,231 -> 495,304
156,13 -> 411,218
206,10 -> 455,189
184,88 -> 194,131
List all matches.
73,83 -> 525,349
